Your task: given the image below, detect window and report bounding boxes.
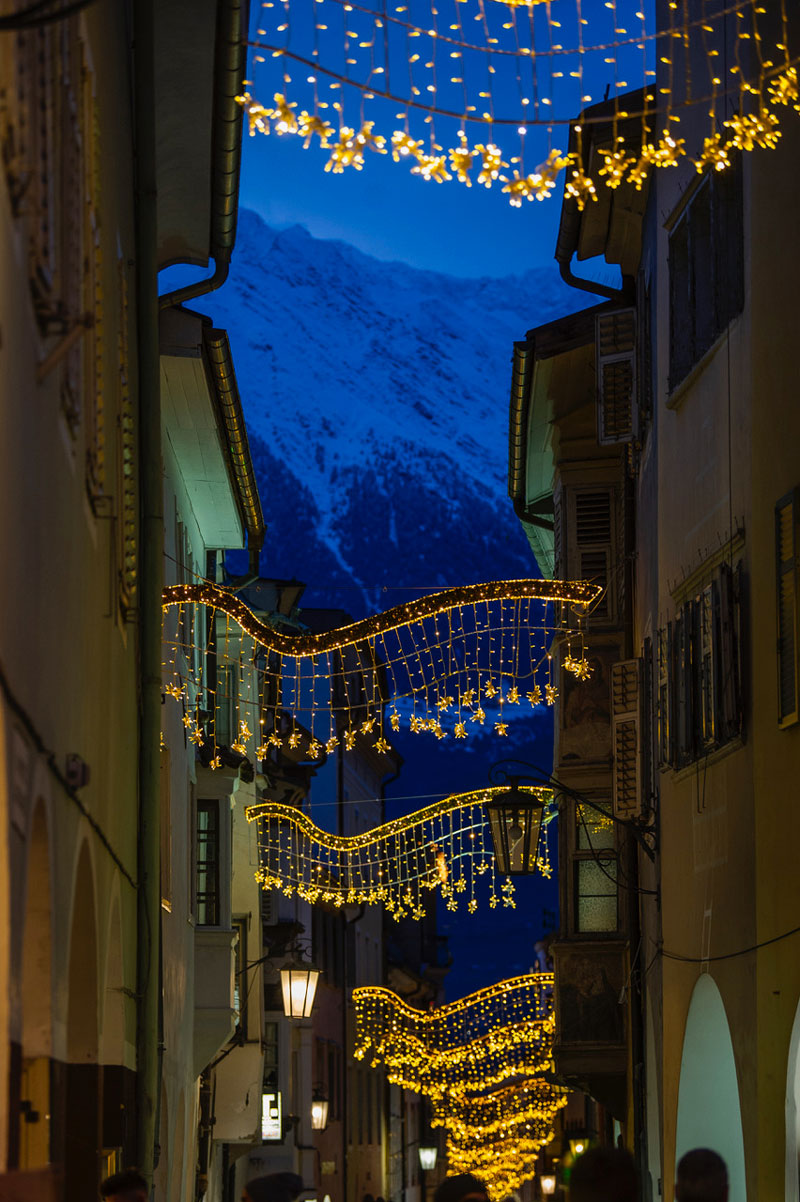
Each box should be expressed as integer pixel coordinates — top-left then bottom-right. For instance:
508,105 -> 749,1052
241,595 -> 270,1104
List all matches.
657,563 -> 741,766
776,490 -> 799,726
233,917 -> 247,1034
195,800 -> 220,925
596,308 -> 638,445
263,1021 -> 279,1089
669,156 -> 744,389
573,802 -> 618,934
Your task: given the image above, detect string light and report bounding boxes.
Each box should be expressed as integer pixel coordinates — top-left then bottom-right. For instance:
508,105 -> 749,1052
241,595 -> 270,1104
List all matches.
241,0 -> 800,207
354,974 -> 568,1196
162,578 -> 598,767
247,787 -> 554,919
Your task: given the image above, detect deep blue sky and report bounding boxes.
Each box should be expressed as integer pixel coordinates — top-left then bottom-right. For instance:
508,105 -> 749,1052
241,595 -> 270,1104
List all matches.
239,131 -> 564,277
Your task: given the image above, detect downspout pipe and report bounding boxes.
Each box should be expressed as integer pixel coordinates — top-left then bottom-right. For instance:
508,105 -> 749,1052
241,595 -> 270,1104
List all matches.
555,193 -> 633,303
134,0 -> 164,1183
157,0 -> 248,310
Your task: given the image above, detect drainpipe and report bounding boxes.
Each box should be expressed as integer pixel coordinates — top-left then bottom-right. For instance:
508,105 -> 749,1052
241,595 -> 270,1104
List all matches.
554,194 -> 632,303
133,0 -> 163,1183
157,0 -> 248,311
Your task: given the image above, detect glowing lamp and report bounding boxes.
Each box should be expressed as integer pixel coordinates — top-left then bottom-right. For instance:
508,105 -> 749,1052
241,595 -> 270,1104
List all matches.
311,1090 -> 329,1131
418,1145 -> 438,1172
570,1139 -> 587,1157
540,1175 -> 556,1196
485,781 -> 547,875
280,959 -> 320,1018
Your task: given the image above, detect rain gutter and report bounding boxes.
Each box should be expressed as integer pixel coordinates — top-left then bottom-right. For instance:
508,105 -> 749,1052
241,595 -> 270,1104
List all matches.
158,0 -> 249,310
203,325 -> 266,571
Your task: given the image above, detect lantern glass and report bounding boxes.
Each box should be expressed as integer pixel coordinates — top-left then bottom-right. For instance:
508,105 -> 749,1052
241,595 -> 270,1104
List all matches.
311,1094 -> 329,1130
418,1145 -> 438,1172
540,1175 -> 556,1196
280,962 -> 320,1018
485,783 -> 546,875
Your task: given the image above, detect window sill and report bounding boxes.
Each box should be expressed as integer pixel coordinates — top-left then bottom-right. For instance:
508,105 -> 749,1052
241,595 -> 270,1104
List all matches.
667,315 -> 741,411
667,734 -> 744,783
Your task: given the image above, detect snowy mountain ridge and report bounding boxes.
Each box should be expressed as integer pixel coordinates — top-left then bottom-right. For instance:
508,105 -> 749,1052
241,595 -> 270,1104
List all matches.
202,207 -> 588,613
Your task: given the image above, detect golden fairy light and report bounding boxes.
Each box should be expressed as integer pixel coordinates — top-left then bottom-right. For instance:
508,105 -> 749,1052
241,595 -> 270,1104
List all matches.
161,578 -> 597,768
242,0 -> 800,208
246,787 -> 555,921
353,973 -> 556,1097
354,974 -> 567,1196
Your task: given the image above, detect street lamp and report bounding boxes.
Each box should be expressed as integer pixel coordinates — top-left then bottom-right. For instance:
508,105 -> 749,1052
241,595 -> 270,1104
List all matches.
311,1089 -> 329,1131
280,957 -> 321,1018
488,759 -> 657,864
418,1145 -> 438,1172
569,1139 -> 587,1158
540,1176 -> 556,1197
484,776 -> 549,875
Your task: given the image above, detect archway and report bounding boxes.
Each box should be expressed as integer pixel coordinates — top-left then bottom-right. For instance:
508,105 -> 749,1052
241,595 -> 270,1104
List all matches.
785,998 -> 800,1200
19,800 -> 53,1168
675,975 -> 746,1201
64,840 -> 99,1201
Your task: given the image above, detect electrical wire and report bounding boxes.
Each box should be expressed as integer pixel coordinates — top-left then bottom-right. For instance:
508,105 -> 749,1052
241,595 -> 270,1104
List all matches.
661,924 -> 800,964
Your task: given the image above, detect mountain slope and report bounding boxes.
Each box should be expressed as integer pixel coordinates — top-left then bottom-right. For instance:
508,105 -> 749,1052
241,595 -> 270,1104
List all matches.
203,207 -> 587,613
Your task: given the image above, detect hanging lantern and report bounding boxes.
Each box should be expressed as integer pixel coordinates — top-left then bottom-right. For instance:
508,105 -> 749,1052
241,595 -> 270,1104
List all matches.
311,1089 -> 329,1131
418,1145 -> 438,1172
485,780 -> 548,875
280,959 -> 321,1018
540,1175 -> 556,1197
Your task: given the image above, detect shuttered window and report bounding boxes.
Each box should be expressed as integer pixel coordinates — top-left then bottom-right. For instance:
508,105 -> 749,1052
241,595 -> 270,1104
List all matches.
668,156 -> 744,390
611,659 -> 642,819
776,490 -> 799,727
596,308 -> 638,445
571,489 -> 613,619
656,563 -> 742,765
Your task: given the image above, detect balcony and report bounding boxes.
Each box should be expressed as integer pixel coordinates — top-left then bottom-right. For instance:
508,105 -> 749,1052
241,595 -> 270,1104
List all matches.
193,927 -> 237,1076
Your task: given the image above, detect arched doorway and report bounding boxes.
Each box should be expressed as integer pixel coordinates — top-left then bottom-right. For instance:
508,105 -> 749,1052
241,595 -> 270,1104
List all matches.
785,998 -> 800,1200
64,840 -> 99,1201
19,801 -> 53,1168
675,975 -> 746,1201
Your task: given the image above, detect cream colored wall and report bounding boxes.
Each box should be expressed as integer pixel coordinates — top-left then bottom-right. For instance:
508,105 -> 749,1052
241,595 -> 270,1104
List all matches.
647,122 -> 800,1200
0,2 -> 141,1170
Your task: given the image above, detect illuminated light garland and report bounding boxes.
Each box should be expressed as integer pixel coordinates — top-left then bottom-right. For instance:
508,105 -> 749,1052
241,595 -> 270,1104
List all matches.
242,0 -> 800,208
353,974 -> 557,1097
247,788 -> 555,920
354,976 -> 567,1196
162,578 -> 598,766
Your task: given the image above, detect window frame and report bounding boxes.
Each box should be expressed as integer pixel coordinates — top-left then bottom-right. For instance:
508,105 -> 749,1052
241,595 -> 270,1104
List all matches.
571,799 -> 620,937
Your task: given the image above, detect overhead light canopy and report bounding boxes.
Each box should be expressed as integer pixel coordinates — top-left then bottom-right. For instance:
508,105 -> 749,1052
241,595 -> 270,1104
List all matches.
485,780 -> 547,875
418,1145 -> 438,1172
280,959 -> 320,1018
311,1089 -> 329,1131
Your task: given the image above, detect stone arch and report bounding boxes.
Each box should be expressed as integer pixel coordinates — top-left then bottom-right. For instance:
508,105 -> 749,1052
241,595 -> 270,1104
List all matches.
675,974 -> 746,1201
18,799 -> 53,1168
64,839 -> 100,1201
784,997 -> 800,1200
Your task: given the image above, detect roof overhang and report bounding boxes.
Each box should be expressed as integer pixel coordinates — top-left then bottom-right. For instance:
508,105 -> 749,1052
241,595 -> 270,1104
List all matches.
555,90 -> 649,280
160,306 -> 247,550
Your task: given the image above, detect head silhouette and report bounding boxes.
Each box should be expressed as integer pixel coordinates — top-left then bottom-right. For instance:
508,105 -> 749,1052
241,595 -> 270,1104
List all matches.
675,1149 -> 728,1202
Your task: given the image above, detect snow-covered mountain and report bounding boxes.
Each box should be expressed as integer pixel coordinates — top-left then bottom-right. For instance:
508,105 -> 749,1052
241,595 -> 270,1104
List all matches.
203,208 -> 587,615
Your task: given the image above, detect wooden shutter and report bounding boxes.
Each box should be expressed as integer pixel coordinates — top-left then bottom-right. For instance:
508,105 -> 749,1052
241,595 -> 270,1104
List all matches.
776,490 -> 799,727
612,659 -> 642,819
715,562 -> 741,742
570,489 -> 613,620
596,308 -> 638,445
